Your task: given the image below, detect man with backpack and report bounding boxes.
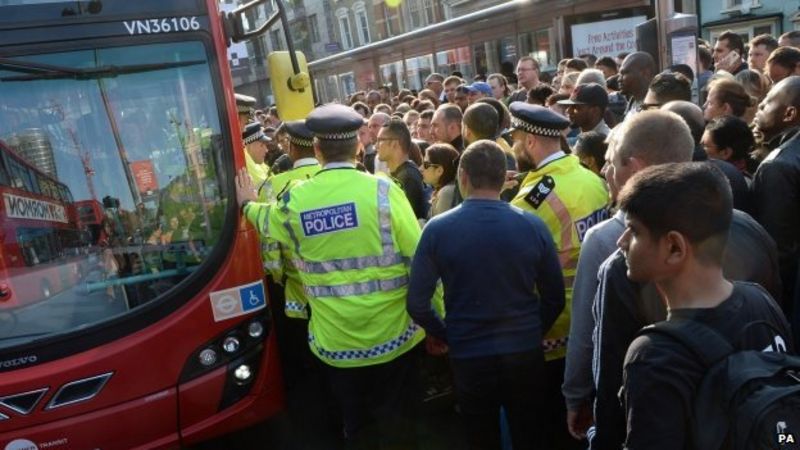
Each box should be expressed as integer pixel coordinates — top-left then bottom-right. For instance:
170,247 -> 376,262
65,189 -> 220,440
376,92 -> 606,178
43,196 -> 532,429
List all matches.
616,162 -> 795,450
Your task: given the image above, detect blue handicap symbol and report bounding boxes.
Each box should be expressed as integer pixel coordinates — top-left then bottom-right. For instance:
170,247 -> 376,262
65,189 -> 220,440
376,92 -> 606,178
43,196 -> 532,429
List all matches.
240,283 -> 266,312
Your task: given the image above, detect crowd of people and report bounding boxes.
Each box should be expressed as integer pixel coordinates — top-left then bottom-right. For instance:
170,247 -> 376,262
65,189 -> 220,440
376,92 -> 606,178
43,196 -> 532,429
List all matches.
232,28 -> 800,450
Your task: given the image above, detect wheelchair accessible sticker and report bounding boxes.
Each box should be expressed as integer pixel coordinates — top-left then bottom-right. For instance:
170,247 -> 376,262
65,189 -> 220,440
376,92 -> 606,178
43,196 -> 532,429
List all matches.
209,280 -> 266,322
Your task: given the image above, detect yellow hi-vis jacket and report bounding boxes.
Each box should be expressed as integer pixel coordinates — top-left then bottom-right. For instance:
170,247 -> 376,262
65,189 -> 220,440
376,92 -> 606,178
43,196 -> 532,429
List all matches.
258,158 -> 321,203
512,154 -> 609,361
244,165 -> 433,368
245,149 -> 270,189
255,159 -> 322,318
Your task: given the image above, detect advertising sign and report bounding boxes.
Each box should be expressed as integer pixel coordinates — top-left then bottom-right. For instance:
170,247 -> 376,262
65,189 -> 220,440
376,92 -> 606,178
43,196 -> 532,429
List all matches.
571,16 -> 647,57
130,160 -> 158,195
3,193 -> 67,223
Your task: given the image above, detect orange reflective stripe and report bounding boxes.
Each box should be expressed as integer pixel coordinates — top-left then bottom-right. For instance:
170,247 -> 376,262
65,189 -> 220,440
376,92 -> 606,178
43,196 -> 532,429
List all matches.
546,193 -> 573,249
546,193 -> 576,260
546,193 -> 580,290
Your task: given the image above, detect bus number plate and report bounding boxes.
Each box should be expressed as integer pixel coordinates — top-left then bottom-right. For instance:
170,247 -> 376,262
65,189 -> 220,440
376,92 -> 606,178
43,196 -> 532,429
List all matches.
123,17 -> 201,35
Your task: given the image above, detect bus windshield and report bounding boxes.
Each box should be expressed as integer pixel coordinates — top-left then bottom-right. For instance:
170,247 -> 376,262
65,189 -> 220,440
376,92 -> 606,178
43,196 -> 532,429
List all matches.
0,40 -> 229,348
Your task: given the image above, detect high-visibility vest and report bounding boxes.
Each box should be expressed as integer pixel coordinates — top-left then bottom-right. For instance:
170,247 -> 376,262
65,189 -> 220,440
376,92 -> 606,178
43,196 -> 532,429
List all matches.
244,166 -> 428,368
255,161 -> 322,319
512,154 -> 609,361
258,160 -> 321,203
245,149 -> 270,189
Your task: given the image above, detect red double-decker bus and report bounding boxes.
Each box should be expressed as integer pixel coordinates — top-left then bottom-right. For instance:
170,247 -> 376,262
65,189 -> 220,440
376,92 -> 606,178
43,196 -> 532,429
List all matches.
0,139 -> 84,309
0,0 -> 296,447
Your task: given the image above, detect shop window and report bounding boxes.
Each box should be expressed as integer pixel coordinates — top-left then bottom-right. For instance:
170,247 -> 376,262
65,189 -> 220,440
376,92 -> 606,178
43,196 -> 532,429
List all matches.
309,14 -> 320,43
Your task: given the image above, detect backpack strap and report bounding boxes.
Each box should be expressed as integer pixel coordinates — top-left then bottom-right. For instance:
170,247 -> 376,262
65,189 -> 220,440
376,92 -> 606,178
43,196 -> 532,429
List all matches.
639,320 -> 734,369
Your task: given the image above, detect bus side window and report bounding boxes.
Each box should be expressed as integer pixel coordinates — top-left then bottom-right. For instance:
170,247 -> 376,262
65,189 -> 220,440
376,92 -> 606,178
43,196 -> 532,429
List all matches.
27,166 -> 40,194
60,185 -> 71,203
0,153 -> 9,186
39,175 -> 50,198
6,156 -> 25,190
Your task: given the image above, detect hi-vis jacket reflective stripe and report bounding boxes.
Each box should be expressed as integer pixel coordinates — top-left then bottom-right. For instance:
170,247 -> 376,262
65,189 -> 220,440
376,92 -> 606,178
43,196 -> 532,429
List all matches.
255,162 -> 322,318
244,167 -> 433,368
512,154 -> 609,361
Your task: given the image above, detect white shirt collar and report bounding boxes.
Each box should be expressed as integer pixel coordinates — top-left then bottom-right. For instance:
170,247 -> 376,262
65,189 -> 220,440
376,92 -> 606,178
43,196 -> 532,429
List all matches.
537,151 -> 566,169
324,162 -> 356,169
293,157 -> 319,169
591,120 -> 611,135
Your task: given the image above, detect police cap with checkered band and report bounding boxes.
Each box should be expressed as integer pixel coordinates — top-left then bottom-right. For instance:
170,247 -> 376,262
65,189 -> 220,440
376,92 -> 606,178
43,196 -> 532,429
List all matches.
235,93 -> 257,114
305,104 -> 363,141
283,120 -> 314,148
509,102 -> 570,138
242,122 -> 270,145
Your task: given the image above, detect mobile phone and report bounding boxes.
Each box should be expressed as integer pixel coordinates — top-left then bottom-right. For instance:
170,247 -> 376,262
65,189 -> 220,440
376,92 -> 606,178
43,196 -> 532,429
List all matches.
720,50 -> 741,71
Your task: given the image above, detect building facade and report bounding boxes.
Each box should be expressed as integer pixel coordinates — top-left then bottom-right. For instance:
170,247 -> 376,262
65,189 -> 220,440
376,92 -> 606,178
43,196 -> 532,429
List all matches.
308,0 -> 654,102
699,0 -> 800,43
221,0 -> 341,107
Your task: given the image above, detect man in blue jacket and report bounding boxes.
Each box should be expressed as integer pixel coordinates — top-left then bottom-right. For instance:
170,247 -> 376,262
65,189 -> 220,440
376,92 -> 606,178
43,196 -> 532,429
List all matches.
407,139 -> 565,450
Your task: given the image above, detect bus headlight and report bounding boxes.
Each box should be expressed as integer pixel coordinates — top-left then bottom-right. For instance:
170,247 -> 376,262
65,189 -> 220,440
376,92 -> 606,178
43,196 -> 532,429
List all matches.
233,364 -> 252,382
198,348 -> 218,366
222,336 -> 240,353
247,321 -> 264,339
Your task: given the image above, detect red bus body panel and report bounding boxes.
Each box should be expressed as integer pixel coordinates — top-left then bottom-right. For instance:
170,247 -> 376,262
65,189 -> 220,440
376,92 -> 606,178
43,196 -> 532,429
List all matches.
0,225 -> 284,447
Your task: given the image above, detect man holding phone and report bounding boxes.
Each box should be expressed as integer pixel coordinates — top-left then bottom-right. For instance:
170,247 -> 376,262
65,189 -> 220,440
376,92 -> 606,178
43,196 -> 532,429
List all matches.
713,30 -> 747,75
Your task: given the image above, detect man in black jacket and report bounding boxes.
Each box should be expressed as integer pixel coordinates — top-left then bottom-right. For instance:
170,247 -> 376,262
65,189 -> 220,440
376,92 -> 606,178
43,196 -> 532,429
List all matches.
590,105 -> 784,447
752,75 -> 800,346
616,162 -> 791,450
376,118 -> 427,219
590,207 -> 782,449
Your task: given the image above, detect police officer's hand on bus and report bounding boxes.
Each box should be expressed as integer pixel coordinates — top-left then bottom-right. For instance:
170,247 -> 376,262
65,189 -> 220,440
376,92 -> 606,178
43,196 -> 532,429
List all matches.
235,168 -> 257,208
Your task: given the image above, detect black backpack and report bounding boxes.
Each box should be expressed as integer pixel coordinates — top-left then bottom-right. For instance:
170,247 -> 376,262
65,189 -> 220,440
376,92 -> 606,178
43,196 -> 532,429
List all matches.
639,320 -> 800,450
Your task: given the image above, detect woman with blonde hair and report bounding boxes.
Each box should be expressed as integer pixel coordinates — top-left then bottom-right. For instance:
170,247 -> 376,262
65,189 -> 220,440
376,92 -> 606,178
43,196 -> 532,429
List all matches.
559,71 -> 580,96
735,69 -> 771,123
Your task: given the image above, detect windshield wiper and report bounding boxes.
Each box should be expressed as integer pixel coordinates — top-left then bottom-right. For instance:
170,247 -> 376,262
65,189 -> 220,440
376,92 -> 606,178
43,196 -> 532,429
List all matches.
0,57 -> 84,76
0,332 -> 50,343
0,59 -> 206,82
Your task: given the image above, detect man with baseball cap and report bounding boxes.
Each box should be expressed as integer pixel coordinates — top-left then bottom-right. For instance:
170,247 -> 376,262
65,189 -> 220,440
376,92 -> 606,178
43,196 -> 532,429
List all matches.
509,102 -> 609,449
466,81 -> 494,105
557,83 -> 611,136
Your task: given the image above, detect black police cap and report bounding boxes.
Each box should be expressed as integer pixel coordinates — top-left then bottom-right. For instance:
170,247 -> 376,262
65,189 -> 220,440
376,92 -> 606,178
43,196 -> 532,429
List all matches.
509,102 -> 570,137
306,104 -> 363,141
284,120 -> 314,147
242,122 -> 270,145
